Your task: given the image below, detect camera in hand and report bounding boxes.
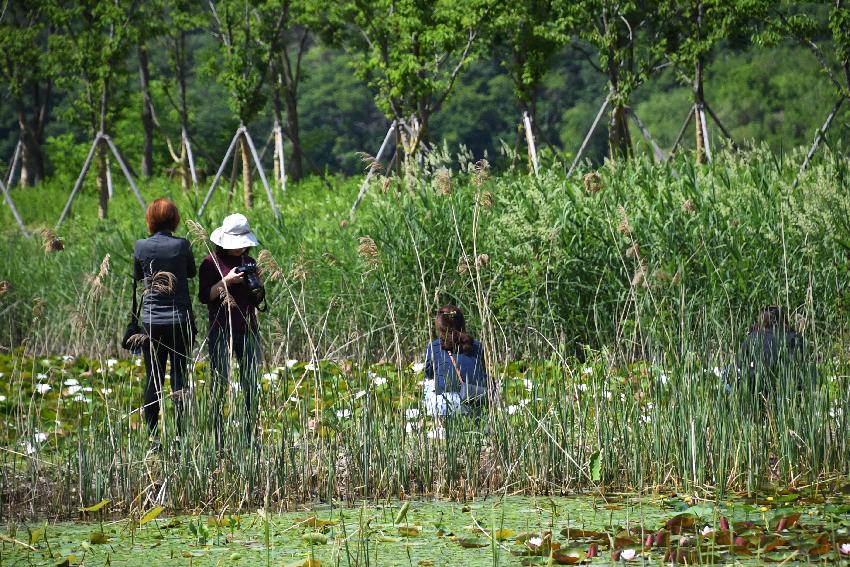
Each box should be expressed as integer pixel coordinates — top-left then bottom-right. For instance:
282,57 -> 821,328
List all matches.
235,261 -> 266,307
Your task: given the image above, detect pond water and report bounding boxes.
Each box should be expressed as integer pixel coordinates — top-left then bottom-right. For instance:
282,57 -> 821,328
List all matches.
3,492 -> 850,565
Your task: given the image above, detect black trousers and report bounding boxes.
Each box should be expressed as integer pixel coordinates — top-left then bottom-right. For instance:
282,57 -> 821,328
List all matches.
142,322 -> 193,433
209,327 -> 260,445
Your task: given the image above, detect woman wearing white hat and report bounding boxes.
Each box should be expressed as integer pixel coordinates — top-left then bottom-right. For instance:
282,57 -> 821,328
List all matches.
198,213 -> 263,446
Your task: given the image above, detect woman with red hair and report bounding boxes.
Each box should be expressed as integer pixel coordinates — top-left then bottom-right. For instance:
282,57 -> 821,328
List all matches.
133,198 -> 196,446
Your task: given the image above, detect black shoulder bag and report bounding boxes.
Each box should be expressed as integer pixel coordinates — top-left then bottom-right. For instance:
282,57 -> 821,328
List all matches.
121,278 -> 146,351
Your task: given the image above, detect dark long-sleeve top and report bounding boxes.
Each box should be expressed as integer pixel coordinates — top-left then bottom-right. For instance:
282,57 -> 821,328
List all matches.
198,252 -> 256,333
425,338 -> 488,394
133,231 -> 196,326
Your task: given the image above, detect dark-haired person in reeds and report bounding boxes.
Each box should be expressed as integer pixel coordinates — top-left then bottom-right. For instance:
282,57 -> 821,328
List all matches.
133,198 -> 196,447
736,305 -> 811,399
423,305 -> 491,416
198,213 -> 262,447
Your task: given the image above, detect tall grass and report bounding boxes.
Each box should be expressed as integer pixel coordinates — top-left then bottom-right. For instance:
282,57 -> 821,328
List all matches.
0,145 -> 848,518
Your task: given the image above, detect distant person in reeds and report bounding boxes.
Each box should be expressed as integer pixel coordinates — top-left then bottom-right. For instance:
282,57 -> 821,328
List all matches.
133,198 -> 196,444
423,305 -> 490,416
198,213 -> 262,446
737,305 -> 809,396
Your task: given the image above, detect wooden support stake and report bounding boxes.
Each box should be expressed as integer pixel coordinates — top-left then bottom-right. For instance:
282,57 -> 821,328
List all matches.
103,135 -> 147,211
56,135 -> 102,229
567,97 -> 609,178
5,139 -> 21,188
182,127 -> 198,187
0,177 -> 28,237
698,105 -> 712,162
703,100 -> 737,148
793,96 -> 845,189
242,127 -> 281,221
351,121 -> 396,218
198,127 -> 244,217
523,111 -> 539,177
274,122 -> 286,193
105,154 -> 114,199
669,105 -> 695,157
628,108 -> 667,163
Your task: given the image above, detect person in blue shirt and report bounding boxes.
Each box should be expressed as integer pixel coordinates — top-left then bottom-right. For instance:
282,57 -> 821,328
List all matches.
423,304 -> 490,416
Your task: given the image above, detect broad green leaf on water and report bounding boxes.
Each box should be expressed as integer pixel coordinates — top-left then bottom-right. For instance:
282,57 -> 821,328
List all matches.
140,506 -> 164,526
394,501 -> 410,524
79,499 -> 110,513
89,531 -> 107,544
590,451 -> 601,482
551,548 -> 587,565
284,558 -> 321,567
181,550 -> 206,558
302,532 -> 328,545
379,535 -> 401,542
228,552 -> 242,561
398,525 -> 421,537
55,556 -> 78,567
457,537 -> 489,548
301,516 -> 336,528
494,528 -> 515,541
29,527 -> 45,545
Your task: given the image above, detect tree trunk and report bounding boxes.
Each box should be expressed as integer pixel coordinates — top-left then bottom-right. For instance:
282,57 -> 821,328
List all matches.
283,87 -> 303,181
138,43 -> 154,178
97,141 -> 109,219
180,138 -> 190,191
608,102 -> 632,159
241,134 -> 253,209
693,2 -> 706,164
16,101 -> 44,187
272,93 -> 283,184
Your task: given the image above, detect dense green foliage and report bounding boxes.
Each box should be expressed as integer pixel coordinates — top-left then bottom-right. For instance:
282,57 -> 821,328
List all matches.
2,149 -> 849,360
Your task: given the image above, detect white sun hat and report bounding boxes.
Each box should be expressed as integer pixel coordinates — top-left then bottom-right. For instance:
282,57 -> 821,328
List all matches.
210,213 -> 259,249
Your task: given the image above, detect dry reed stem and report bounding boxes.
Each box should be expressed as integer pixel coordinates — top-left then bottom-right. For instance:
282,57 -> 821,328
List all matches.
584,171 -> 603,194
0,281 -> 10,296
186,220 -> 209,245
40,229 -> 64,252
435,168 -> 452,195
617,206 -> 632,235
357,152 -> 383,174
256,249 -> 284,283
358,236 -> 380,267
682,199 -> 696,214
150,271 -> 177,295
473,159 -> 490,187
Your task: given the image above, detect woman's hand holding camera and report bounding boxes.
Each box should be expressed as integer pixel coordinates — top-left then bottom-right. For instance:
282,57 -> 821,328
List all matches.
208,269 -> 244,302
223,270 -> 244,285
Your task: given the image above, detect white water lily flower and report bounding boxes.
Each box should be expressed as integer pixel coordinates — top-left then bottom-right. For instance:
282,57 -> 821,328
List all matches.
659,373 -> 669,385
34,432 -> 48,443
522,378 -> 533,391
701,525 -> 714,536
528,537 -> 543,548
373,376 -> 388,386
96,367 -> 105,374
829,406 -> 843,419
336,409 -> 352,419
621,549 -> 637,560
285,359 -> 298,368
577,383 -> 589,392
405,408 -> 420,420
305,362 -> 318,371
22,441 -> 36,455
62,355 -> 74,362
36,383 -> 52,394
840,543 -> 850,555
411,362 -> 425,373
262,372 -> 279,382
101,388 -> 112,396
72,394 -> 90,403
106,358 -> 118,368
640,414 -> 651,424
405,422 -> 417,434
65,385 -> 82,396
134,358 -> 142,367
0,395 -> 5,402
518,398 -> 531,407
230,381 -> 240,392
37,373 -> 48,380
288,395 -> 300,403
582,367 -> 593,375
0,372 -> 4,379
712,366 -> 723,378
63,377 -> 79,386
82,387 -> 93,392
507,404 -> 519,415
354,390 -> 366,400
